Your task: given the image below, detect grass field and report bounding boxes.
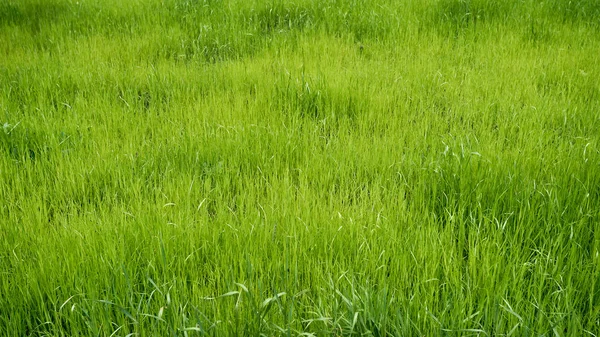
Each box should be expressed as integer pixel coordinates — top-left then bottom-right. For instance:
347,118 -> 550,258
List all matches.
1,0 -> 600,335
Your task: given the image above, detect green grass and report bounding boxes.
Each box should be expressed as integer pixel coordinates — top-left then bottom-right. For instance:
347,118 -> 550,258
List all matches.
1,0 -> 600,335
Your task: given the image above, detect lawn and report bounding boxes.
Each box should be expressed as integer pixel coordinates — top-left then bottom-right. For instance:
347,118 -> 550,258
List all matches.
1,0 -> 599,335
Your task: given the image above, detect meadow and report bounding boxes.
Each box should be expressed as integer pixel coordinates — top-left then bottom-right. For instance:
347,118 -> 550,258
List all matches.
1,0 -> 599,335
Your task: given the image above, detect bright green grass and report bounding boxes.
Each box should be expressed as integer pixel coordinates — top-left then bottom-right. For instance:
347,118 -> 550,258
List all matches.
1,0 -> 599,335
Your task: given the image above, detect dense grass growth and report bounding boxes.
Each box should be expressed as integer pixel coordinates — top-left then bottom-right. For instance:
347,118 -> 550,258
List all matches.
1,0 -> 599,335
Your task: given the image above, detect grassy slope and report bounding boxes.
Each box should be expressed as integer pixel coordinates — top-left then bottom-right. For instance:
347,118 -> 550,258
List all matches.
1,0 -> 599,335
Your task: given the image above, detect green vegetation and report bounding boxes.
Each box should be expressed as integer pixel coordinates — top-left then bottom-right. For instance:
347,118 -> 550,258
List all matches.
1,0 -> 599,335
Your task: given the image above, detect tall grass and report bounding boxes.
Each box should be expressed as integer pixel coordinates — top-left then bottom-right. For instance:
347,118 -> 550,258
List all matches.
1,0 -> 599,335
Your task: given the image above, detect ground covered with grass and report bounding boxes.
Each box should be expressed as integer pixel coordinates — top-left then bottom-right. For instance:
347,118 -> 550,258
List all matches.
1,0 -> 600,335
